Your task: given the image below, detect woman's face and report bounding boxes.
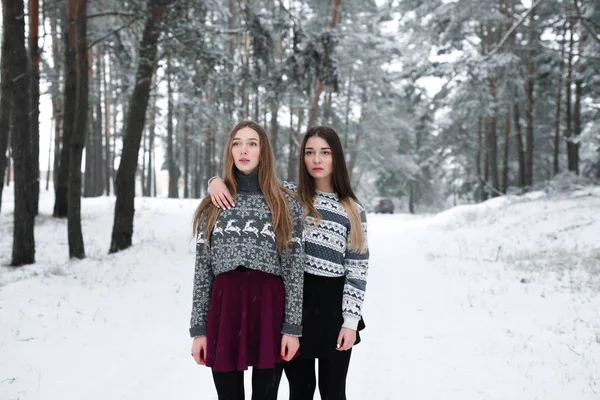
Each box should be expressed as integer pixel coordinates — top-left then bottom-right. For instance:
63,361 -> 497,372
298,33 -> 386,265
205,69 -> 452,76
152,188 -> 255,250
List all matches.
304,136 -> 333,181
232,127 -> 260,174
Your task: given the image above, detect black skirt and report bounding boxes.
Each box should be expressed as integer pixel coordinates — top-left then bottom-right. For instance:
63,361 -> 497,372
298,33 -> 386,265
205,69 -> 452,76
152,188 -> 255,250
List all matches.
298,272 -> 366,359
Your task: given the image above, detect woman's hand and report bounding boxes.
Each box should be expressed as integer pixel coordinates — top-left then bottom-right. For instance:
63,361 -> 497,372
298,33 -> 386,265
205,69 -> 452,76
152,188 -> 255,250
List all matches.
336,328 -> 356,351
281,335 -> 300,361
209,177 -> 235,209
191,336 -> 207,365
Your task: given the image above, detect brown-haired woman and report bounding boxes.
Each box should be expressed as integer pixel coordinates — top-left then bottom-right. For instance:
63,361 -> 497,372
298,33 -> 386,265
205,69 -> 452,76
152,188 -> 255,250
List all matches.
190,121 -> 305,400
208,126 -> 370,400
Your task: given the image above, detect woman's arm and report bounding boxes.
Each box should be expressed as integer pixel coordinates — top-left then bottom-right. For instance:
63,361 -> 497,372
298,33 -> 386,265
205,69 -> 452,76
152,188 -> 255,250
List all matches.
341,206 -> 369,330
279,197 -> 305,337
189,222 -> 214,337
208,177 -> 235,209
208,178 -> 298,208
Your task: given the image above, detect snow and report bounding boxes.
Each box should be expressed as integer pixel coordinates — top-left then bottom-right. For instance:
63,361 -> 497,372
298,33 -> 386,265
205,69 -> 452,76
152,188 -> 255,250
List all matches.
1,185 -> 599,399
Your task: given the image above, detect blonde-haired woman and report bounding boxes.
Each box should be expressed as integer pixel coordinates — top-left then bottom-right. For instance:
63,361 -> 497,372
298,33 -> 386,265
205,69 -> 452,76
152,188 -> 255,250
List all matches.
190,121 -> 305,400
209,126 -> 370,400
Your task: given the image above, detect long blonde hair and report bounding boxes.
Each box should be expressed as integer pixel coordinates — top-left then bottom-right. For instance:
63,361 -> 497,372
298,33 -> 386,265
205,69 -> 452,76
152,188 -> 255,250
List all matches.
192,121 -> 293,254
297,126 -> 367,253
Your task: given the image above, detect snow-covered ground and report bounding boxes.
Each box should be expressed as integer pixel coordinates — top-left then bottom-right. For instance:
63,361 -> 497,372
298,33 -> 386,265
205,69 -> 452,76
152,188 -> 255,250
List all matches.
1,185 -> 599,400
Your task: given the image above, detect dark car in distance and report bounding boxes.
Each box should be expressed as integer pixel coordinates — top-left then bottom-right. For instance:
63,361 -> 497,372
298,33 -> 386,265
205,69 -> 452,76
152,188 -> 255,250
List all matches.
373,198 -> 394,214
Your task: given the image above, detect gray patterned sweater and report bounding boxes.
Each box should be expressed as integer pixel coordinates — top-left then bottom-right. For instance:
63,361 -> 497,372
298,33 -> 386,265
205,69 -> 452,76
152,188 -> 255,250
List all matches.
283,182 -> 369,331
190,171 -> 305,338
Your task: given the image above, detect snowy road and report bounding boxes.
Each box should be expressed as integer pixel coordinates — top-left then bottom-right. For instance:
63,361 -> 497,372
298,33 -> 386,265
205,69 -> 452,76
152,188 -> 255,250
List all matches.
1,189 -> 599,399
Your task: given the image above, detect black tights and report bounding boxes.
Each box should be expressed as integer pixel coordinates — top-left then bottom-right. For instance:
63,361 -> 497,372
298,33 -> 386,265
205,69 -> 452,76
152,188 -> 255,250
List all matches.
284,350 -> 352,400
212,363 -> 284,400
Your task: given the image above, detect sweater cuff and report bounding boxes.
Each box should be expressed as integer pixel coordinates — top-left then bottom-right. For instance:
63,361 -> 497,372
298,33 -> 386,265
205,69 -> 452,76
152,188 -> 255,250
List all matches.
207,176 -> 220,194
281,322 -> 302,337
342,315 -> 360,330
189,325 -> 206,338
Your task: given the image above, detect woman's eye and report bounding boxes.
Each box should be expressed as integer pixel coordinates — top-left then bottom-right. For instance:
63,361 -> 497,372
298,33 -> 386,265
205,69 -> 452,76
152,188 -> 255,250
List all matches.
250,142 -> 257,147
305,151 -> 313,155
323,151 -> 330,156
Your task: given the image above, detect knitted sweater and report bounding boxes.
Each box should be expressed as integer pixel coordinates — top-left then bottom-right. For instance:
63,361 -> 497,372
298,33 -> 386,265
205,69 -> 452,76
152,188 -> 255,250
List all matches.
189,171 -> 305,338
284,182 -> 369,331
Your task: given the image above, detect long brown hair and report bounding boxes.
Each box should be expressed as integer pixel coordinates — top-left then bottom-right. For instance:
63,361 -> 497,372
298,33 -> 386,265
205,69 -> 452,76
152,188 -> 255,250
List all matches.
297,126 -> 367,253
192,121 -> 293,254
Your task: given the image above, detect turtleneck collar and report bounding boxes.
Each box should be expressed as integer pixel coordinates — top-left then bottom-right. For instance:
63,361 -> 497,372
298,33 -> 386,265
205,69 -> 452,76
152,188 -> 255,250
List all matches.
235,169 -> 261,193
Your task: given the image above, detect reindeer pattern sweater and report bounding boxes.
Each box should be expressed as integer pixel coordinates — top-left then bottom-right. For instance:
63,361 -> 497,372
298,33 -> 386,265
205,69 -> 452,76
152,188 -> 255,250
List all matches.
189,171 -> 305,338
283,182 -> 369,331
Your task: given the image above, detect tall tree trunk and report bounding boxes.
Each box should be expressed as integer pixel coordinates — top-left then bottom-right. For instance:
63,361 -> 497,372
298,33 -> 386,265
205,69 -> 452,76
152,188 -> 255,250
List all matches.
204,125 -> 212,192
487,78 -> 499,196
111,74 -> 118,192
408,180 -> 416,214
476,118 -> 485,201
242,33 -> 250,119
145,80 -> 157,197
524,7 -> 537,186
270,100 -> 279,166
104,52 -> 112,195
502,107 -> 510,193
141,128 -> 147,196
343,71 -> 353,150
4,0 -> 35,265
83,71 -> 94,198
565,21 -> 575,173
226,0 -> 236,134
209,90 -> 217,179
513,103 -> 525,188
29,0 -> 41,216
483,118 -> 490,201
323,90 -> 333,123
307,0 -> 340,128
50,7 -> 63,195
490,115 -> 499,195
68,0 -> 88,259
287,101 -> 303,182
572,29 -> 585,175
183,110 -> 190,199
194,144 -> 200,198
110,0 -> 168,253
46,121 -> 53,190
553,22 -> 568,176
166,54 -> 178,198
94,46 -> 104,195
269,5 -> 283,172
308,82 -> 324,129
0,18 -> 12,213
55,5 -> 77,218
253,92 -> 260,124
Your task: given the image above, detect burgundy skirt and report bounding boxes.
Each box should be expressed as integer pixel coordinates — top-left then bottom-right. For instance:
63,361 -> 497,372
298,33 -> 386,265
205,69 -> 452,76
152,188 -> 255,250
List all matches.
206,268 -> 286,372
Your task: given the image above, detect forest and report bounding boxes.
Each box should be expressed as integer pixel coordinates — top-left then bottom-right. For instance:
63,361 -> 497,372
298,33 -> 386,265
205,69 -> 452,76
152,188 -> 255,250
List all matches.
1,0 -> 599,266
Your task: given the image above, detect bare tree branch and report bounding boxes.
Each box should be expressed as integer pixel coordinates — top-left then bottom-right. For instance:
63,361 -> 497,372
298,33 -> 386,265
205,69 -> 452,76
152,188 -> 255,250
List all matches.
87,11 -> 137,19
87,17 -> 140,49
485,0 -> 544,58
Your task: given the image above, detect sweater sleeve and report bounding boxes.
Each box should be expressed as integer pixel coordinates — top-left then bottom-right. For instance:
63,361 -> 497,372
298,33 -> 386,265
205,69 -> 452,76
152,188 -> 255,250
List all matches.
189,220 -> 214,337
279,197 -> 305,336
342,205 -> 369,330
